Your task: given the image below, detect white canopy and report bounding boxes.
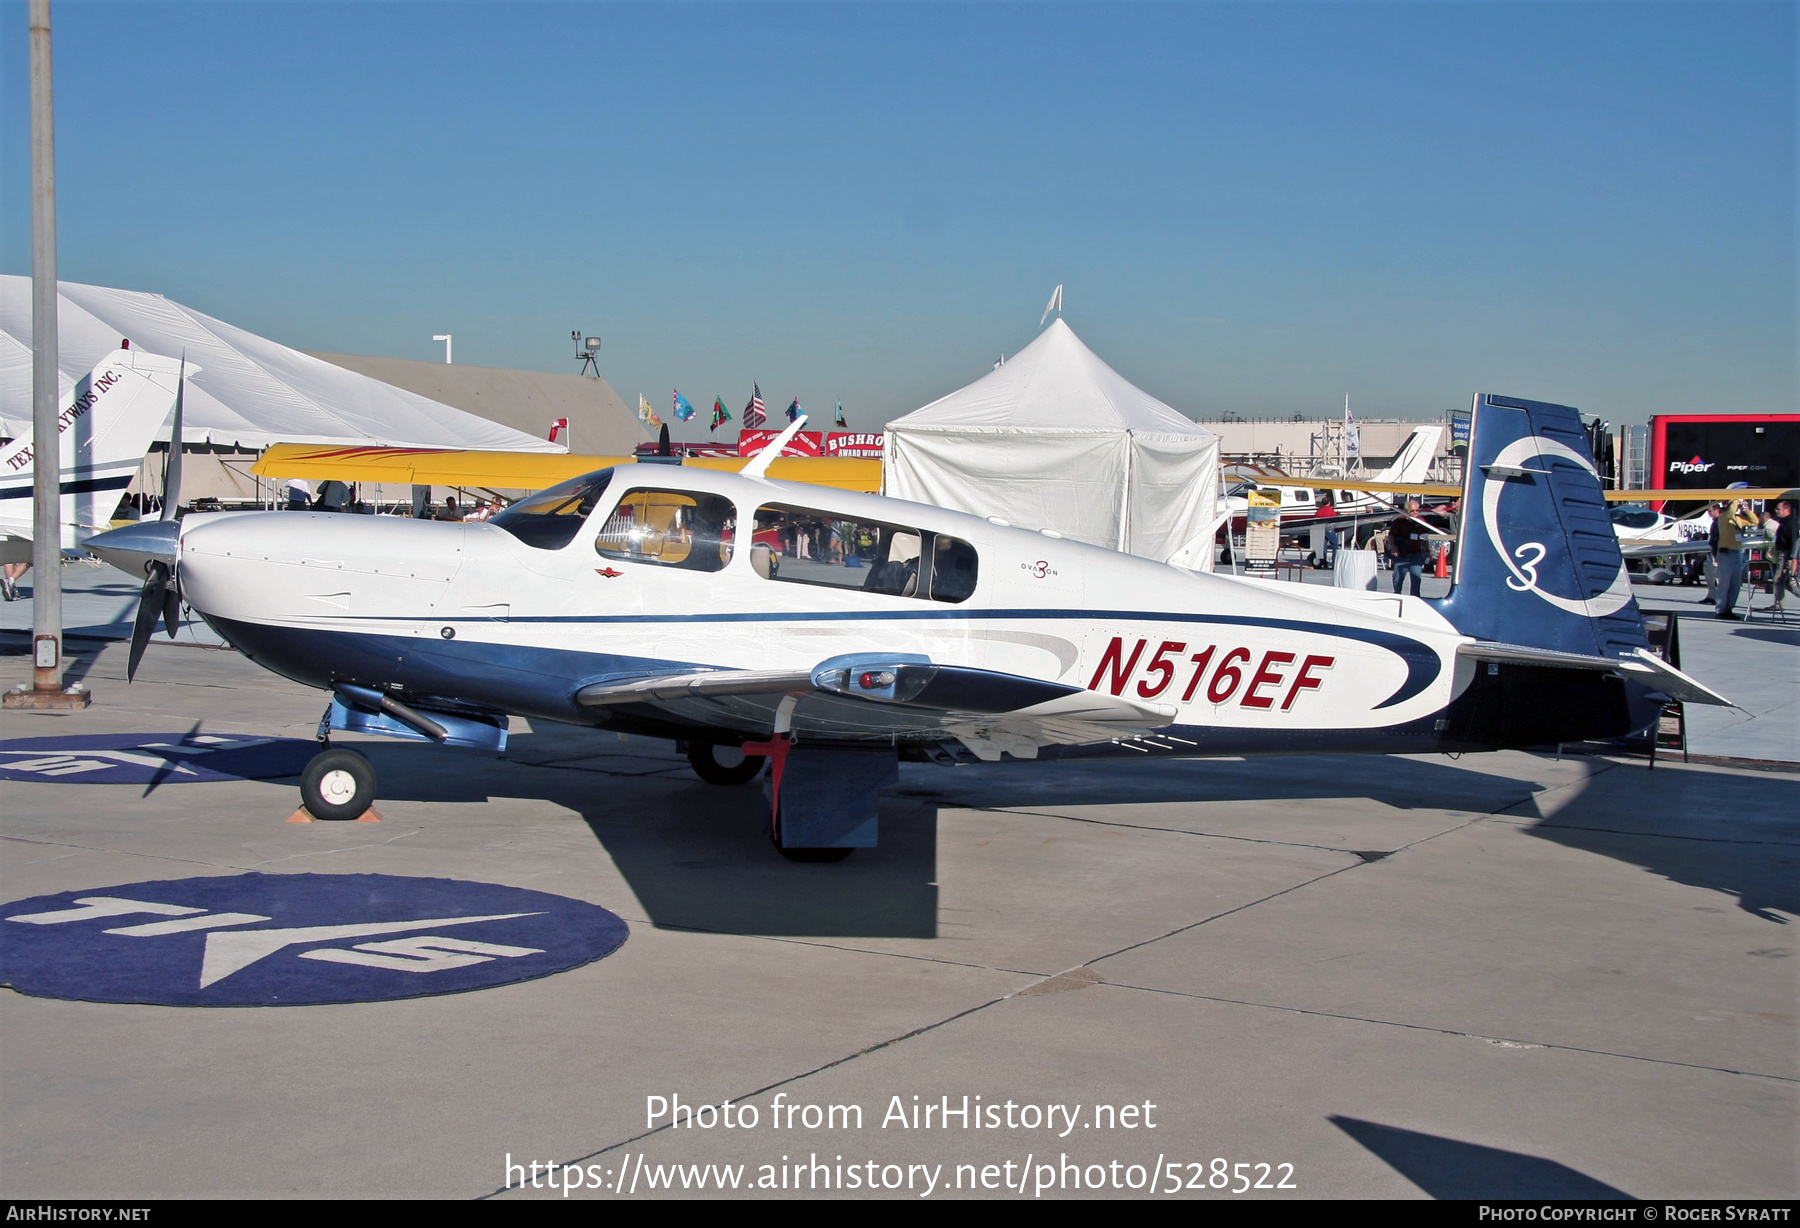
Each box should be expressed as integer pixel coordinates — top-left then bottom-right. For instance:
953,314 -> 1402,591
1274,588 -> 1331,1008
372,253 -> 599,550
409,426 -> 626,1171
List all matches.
0,277 -> 560,453
884,318 -> 1220,567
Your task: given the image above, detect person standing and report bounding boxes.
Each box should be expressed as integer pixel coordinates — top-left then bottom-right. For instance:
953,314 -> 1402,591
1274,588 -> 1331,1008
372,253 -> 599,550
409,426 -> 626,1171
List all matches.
1768,499 -> 1798,612
1709,499 -> 1754,619
1316,499 -> 1339,568
1388,498 -> 1429,597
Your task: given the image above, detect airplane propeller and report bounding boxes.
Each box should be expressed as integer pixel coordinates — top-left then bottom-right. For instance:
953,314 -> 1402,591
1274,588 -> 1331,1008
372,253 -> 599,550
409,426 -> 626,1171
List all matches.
126,356 -> 185,682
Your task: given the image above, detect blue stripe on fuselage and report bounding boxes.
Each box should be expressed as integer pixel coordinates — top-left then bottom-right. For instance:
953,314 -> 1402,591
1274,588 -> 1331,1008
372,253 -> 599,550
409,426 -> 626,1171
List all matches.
205,604 -> 1441,722
332,606 -> 1443,711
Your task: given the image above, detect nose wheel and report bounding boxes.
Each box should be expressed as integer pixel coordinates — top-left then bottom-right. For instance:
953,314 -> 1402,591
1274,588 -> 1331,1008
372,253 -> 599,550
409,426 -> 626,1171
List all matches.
300,748 -> 377,821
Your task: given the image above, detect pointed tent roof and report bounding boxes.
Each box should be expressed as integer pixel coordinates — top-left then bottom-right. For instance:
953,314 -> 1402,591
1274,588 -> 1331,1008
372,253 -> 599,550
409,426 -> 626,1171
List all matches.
889,318 -> 1212,441
0,277 -> 560,453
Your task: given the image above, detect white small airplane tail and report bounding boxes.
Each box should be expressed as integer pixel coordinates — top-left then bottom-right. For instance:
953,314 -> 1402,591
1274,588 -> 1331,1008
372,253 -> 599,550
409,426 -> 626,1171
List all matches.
1371,425 -> 1442,485
0,348 -> 196,550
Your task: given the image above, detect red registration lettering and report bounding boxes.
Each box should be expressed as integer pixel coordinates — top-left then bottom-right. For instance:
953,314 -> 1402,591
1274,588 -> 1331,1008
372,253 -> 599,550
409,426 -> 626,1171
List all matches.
1241,651 -> 1296,709
1087,637 -> 1147,696
1282,654 -> 1335,710
1136,641 -> 1187,699
1180,645 -> 1217,702
1206,648 -> 1251,704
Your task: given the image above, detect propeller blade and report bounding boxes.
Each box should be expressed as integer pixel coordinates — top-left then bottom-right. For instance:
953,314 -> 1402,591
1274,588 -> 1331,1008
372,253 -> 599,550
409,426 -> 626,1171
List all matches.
127,562 -> 169,682
161,355 -> 185,522
166,563 -> 185,639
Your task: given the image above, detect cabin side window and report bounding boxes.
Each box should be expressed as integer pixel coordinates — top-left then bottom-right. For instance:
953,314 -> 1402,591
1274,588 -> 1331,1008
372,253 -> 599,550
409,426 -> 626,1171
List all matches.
750,504 -> 977,602
490,469 -> 614,550
595,489 -> 735,572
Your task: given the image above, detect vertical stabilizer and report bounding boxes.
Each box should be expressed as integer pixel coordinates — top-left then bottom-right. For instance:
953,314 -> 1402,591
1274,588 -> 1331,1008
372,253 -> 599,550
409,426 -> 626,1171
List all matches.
1431,394 -> 1646,659
0,348 -> 195,546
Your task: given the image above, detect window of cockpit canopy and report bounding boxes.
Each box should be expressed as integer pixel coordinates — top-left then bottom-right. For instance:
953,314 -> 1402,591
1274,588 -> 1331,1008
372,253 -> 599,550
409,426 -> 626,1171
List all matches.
490,468 -> 614,550
750,504 -> 977,602
594,489 -> 735,572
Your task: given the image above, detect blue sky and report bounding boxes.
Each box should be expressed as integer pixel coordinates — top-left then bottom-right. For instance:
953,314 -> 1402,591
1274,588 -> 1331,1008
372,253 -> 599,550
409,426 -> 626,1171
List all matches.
2,1 -> 1793,434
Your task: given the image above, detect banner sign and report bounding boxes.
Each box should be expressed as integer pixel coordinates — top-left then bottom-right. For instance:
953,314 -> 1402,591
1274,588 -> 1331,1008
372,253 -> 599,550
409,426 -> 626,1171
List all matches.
738,431 -> 885,459
1450,408 -> 1473,457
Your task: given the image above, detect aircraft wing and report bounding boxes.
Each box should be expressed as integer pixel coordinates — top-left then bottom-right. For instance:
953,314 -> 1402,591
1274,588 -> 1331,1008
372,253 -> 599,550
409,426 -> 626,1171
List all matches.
1620,539 -> 1712,561
574,653 -> 1175,760
1456,641 -> 1733,707
252,444 -> 883,493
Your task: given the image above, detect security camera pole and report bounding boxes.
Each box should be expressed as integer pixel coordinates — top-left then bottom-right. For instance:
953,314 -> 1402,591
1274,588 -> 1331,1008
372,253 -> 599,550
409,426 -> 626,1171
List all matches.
9,0 -> 89,709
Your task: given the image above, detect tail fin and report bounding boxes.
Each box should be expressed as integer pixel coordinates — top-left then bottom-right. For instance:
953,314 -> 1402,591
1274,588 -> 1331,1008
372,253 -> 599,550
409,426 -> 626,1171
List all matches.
0,348 -> 196,543
1431,394 -> 1646,659
1372,424 -> 1442,484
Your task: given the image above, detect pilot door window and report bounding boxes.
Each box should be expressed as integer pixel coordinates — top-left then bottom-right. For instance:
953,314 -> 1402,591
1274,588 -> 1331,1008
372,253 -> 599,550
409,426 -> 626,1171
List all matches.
750,504 -> 978,602
595,490 -> 735,573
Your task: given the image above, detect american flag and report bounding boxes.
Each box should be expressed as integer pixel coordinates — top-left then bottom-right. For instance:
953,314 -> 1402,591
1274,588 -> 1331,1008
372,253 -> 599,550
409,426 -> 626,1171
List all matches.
743,383 -> 766,429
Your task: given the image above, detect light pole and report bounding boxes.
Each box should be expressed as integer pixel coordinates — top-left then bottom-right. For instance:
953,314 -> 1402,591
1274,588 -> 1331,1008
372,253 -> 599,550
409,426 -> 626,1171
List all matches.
432,334 -> 452,364
7,0 -> 88,710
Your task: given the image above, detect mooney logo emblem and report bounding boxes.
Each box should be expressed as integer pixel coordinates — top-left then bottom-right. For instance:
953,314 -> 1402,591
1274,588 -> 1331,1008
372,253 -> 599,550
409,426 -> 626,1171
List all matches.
0,874 -> 628,1006
1481,435 -> 1633,620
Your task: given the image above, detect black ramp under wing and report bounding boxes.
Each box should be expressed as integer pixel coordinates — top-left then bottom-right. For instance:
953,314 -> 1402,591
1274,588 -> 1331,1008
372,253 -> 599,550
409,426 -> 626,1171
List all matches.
574,654 -> 1175,758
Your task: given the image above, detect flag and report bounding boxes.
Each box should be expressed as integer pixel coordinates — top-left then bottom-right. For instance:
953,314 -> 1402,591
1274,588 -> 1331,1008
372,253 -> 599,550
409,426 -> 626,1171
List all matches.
673,390 -> 696,422
637,394 -> 653,423
710,396 -> 731,432
833,399 -> 846,428
743,383 -> 765,429
785,396 -> 800,422
1343,394 -> 1361,460
548,417 -> 568,444
1039,283 -> 1063,326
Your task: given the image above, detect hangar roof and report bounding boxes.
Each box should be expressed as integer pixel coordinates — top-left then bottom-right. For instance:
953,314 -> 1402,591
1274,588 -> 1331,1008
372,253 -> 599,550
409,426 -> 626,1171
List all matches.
0,277 -> 560,453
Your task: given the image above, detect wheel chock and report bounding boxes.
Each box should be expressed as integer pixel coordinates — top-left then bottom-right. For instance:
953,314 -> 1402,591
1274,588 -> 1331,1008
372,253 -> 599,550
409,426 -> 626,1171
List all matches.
285,805 -> 382,824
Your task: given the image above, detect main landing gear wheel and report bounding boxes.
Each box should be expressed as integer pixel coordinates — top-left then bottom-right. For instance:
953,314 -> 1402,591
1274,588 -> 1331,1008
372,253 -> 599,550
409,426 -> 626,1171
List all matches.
770,801 -> 855,863
687,742 -> 767,786
300,748 -> 377,821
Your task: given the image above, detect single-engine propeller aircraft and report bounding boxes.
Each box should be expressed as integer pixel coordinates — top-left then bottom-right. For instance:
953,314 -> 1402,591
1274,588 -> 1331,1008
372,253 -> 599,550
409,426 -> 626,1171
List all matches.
86,395 -> 1732,861
1,345 -> 195,563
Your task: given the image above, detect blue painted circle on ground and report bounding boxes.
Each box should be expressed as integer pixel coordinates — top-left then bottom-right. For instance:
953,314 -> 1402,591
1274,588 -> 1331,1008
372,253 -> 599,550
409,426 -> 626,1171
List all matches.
0,732 -> 316,784
0,874 -> 629,1006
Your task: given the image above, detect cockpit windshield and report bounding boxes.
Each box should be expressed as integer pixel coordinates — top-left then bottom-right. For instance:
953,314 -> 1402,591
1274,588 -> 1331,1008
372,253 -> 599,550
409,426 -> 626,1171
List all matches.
490,469 -> 615,550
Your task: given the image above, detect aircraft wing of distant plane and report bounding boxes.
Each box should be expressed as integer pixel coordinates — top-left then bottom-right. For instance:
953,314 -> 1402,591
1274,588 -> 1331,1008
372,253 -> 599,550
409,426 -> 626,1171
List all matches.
1247,478 -> 1795,504
575,655 -> 1176,761
251,443 -> 884,494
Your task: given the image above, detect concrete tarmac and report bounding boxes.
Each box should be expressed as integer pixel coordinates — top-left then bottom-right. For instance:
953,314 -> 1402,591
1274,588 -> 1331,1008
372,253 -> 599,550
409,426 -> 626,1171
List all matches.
1,634 -> 1794,1200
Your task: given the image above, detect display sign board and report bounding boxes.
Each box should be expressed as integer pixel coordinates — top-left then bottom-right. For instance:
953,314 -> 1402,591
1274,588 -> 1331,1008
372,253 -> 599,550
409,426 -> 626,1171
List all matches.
1244,489 -> 1281,576
1649,414 -> 1800,499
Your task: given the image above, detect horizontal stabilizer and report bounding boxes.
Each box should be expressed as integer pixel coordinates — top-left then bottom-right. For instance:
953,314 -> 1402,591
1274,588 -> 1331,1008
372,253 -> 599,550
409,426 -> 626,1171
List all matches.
1456,641 -> 1733,708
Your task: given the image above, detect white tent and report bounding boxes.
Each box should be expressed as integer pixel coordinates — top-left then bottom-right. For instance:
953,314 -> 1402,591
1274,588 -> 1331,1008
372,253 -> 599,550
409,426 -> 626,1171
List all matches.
884,318 -> 1221,568
0,277 -> 560,452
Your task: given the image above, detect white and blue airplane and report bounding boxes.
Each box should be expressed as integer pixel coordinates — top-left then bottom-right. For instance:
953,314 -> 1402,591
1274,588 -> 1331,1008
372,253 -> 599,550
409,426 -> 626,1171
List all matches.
85,394 -> 1728,860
